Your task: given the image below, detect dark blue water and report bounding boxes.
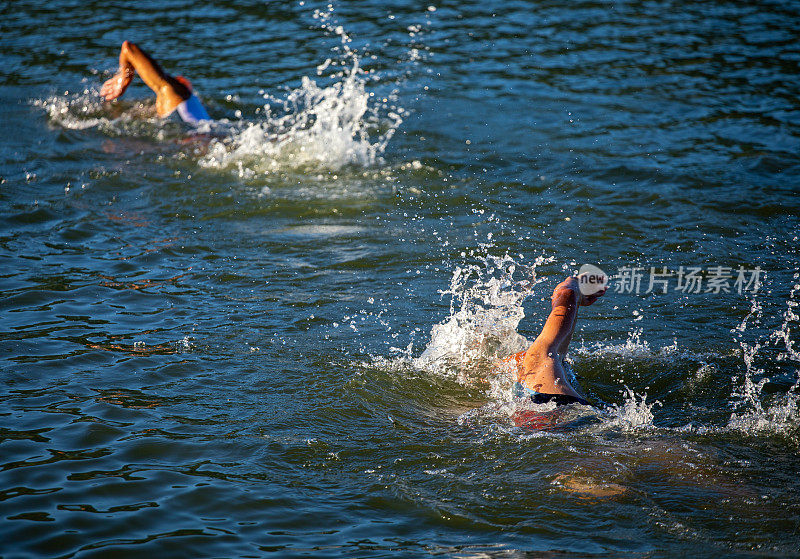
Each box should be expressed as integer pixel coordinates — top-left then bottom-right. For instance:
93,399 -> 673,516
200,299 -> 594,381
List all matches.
2,1 -> 800,556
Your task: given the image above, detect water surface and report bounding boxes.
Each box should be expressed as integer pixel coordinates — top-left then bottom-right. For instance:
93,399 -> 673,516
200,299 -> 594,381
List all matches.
2,0 -> 800,557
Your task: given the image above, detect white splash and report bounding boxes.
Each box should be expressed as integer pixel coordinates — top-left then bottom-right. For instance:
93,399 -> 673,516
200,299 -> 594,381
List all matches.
199,69 -> 401,175
727,273 -> 800,436
571,329 -> 725,363
33,85 -> 192,140
572,328 -> 654,359
33,88 -> 109,130
176,335 -> 193,352
199,8 -> 404,175
413,254 -> 552,382
604,387 -> 657,431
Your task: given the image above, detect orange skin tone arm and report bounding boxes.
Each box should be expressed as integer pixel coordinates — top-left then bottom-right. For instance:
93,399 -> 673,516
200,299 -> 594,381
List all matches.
100,41 -> 190,117
507,276 -> 606,398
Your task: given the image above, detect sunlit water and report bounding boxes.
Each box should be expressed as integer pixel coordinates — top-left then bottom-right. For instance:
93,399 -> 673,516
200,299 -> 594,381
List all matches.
2,1 -> 800,556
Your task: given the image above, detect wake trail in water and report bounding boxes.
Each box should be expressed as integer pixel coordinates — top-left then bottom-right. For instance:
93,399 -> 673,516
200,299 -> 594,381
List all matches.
32,86 -> 191,139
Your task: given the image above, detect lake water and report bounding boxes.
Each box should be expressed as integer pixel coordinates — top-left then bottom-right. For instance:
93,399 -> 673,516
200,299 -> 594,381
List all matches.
2,1 -> 800,556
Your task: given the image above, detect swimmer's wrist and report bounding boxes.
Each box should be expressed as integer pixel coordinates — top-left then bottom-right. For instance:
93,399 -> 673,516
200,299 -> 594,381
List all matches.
564,277 -> 582,300
552,280 -> 581,306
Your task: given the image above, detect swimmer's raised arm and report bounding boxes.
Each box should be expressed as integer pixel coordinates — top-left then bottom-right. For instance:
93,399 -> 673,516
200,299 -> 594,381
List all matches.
515,275 -> 606,397
536,276 -> 606,361
100,41 -> 190,117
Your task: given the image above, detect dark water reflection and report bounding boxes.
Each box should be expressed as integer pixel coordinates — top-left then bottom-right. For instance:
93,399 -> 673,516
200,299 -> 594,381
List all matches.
2,0 -> 800,556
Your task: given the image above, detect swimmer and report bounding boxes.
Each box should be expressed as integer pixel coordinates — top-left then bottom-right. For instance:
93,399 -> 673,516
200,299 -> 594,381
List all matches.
504,276 -> 746,503
100,41 -> 210,125
503,274 -> 606,407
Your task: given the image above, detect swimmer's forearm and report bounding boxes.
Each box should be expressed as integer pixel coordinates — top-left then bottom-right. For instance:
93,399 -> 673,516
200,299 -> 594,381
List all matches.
118,41 -> 169,94
554,291 -> 579,358
532,285 -> 579,355
118,45 -> 132,74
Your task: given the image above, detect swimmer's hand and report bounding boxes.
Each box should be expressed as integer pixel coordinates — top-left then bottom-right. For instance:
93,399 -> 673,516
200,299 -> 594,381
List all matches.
553,275 -> 607,307
100,68 -> 133,101
575,273 -> 607,306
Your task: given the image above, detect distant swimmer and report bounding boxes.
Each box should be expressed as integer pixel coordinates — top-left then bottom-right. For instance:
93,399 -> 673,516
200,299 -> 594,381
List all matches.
100,41 -> 211,125
502,274 -> 606,409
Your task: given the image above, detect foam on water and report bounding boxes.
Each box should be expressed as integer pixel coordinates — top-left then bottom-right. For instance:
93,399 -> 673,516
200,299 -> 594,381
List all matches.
604,387 -> 657,431
573,328 -> 659,360
571,328 -> 729,363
